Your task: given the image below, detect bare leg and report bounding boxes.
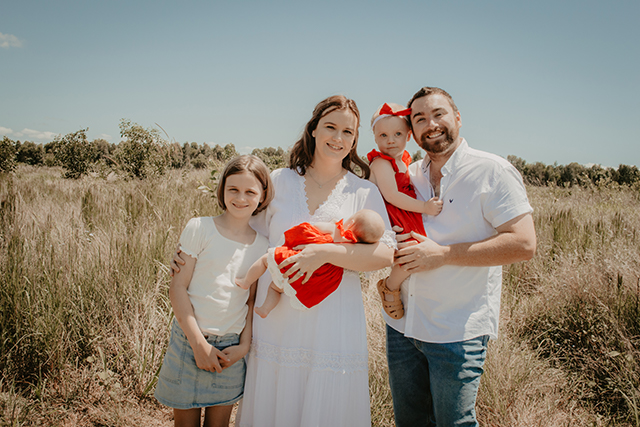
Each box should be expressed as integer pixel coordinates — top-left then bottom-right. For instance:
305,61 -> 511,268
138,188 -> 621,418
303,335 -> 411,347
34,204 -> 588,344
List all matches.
376,266 -> 407,319
203,405 -> 234,427
254,282 -> 283,318
174,408 -> 201,427
386,265 -> 410,297
236,254 -> 268,289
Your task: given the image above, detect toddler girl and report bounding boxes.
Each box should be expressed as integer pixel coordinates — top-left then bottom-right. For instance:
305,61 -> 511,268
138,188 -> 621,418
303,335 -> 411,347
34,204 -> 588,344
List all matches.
155,155 -> 274,427
367,103 -> 443,319
236,209 -> 385,318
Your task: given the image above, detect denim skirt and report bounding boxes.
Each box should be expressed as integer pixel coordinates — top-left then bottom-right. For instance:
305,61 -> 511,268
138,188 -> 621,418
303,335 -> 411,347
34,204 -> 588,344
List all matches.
154,320 -> 246,409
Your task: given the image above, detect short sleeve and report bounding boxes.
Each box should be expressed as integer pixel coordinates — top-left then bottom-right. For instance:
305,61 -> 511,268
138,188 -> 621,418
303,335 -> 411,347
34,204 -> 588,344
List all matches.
179,217 -> 206,259
483,164 -> 533,228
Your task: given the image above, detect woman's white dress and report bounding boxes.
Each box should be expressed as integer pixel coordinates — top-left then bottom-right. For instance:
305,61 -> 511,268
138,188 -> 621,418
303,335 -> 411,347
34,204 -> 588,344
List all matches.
238,168 -> 394,427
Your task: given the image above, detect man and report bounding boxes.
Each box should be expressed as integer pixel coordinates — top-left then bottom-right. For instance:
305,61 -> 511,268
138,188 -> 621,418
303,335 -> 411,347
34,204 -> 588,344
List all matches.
384,87 -> 536,426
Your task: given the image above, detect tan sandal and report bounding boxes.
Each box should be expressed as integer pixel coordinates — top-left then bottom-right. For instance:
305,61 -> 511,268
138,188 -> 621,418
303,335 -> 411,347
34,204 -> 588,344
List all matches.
376,277 -> 404,319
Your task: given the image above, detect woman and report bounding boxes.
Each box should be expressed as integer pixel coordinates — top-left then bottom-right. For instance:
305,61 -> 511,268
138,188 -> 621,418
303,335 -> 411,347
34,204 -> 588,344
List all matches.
238,95 -> 394,427
174,95 -> 395,426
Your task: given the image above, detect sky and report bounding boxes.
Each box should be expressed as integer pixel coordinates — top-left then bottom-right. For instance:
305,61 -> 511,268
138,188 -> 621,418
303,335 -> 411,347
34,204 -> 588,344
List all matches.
1,0 -> 639,168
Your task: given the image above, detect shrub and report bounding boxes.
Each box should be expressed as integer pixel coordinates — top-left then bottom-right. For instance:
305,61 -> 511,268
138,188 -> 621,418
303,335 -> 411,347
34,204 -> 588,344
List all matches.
116,119 -> 168,178
43,140 -> 61,167
53,128 -> 94,179
15,141 -> 44,166
190,154 -> 209,169
167,142 -> 185,169
0,136 -> 17,172
251,146 -> 287,170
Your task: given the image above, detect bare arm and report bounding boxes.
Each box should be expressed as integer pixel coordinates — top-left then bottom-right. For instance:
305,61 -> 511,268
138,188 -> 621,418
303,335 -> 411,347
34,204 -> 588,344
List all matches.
280,241 -> 394,284
395,213 -> 536,272
169,254 -> 229,372
220,280 -> 256,369
370,158 -> 437,214
312,221 -> 337,235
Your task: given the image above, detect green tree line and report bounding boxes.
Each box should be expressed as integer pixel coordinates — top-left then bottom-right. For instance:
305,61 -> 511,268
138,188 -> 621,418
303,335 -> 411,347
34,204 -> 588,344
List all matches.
0,120 -> 243,178
2,123 -> 639,188
507,155 -> 640,188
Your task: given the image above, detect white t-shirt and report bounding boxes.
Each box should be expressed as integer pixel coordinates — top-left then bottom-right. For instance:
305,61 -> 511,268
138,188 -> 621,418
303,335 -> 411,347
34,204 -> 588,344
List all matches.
384,139 -> 533,343
179,217 -> 269,336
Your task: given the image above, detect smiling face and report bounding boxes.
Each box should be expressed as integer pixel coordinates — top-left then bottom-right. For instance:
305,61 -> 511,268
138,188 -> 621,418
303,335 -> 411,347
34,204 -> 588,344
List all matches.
311,108 -> 357,165
222,171 -> 264,220
373,116 -> 411,160
410,94 -> 462,156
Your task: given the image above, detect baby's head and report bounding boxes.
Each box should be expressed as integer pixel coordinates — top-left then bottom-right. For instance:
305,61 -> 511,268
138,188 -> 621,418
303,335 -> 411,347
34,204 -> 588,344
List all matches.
371,103 -> 412,158
344,209 -> 385,244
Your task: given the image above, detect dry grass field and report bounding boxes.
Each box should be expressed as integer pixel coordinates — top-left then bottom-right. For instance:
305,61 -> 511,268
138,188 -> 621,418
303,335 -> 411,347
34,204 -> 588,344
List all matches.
1,165 -> 639,426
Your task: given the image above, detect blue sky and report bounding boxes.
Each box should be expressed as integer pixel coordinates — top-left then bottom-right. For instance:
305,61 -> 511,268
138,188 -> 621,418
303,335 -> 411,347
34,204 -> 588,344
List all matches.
1,0 -> 638,167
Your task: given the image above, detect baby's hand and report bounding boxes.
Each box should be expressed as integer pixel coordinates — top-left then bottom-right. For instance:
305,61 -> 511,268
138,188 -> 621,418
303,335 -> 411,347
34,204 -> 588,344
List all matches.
424,197 -> 444,216
235,277 -> 249,289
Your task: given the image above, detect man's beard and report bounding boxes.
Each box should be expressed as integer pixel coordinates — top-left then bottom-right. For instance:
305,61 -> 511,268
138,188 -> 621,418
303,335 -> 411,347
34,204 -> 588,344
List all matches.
418,127 -> 456,154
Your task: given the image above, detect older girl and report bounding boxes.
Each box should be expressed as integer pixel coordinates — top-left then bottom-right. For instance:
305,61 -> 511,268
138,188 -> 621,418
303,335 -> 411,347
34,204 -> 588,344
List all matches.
156,155 -> 273,427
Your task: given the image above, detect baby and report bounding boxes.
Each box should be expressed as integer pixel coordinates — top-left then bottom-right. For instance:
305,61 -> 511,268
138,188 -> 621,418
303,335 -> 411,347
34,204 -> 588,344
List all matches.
236,209 -> 385,318
368,102 -> 443,319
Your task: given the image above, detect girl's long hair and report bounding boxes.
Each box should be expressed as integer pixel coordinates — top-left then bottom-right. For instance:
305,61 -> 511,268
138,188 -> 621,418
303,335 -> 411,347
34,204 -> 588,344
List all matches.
289,95 -> 370,179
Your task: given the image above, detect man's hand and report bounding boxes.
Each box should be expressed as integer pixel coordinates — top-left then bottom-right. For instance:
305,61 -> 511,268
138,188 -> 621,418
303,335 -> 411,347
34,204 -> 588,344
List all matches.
393,225 -> 418,248
394,213 -> 536,272
395,232 -> 447,273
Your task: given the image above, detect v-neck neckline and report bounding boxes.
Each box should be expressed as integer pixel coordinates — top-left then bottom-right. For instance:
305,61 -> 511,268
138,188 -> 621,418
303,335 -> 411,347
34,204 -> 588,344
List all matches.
301,171 -> 348,218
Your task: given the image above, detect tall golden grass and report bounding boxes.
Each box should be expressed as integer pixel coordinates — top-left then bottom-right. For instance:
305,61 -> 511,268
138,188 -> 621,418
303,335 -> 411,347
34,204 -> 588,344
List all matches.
1,166 -> 639,426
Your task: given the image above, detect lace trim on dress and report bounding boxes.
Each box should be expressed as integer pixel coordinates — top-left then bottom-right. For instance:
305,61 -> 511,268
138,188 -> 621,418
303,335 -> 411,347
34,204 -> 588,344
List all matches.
309,173 -> 349,223
380,229 -> 397,249
251,339 -> 368,373
297,171 -> 396,248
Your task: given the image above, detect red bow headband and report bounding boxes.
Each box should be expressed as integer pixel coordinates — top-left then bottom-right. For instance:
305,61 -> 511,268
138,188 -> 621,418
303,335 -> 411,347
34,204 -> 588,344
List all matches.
379,103 -> 411,117
372,103 -> 411,129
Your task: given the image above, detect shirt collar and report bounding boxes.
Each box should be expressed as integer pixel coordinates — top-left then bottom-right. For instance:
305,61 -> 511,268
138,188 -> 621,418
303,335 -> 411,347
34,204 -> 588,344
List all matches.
420,138 -> 468,177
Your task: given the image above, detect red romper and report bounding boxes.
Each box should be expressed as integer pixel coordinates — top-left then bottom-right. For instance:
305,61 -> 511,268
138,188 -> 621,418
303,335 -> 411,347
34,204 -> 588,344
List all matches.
270,220 -> 357,309
367,149 -> 426,240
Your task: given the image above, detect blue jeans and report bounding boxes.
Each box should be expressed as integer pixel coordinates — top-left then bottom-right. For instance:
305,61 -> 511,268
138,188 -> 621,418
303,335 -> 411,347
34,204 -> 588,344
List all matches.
386,325 -> 489,426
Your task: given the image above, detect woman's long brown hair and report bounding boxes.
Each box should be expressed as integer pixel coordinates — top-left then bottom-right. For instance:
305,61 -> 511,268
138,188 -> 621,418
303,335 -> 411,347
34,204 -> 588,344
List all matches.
289,95 -> 370,179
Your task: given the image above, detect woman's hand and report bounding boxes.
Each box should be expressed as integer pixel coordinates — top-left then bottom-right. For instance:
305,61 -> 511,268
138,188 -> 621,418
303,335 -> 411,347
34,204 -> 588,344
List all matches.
170,244 -> 186,277
193,340 -> 230,373
220,342 -> 250,369
279,244 -> 331,284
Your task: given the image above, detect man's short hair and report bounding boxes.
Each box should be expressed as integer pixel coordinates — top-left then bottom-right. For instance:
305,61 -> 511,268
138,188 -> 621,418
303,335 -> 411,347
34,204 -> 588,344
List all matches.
407,87 -> 458,113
